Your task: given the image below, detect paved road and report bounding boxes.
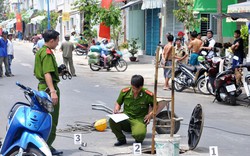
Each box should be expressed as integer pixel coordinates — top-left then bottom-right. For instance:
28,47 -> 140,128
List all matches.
0,41 -> 250,156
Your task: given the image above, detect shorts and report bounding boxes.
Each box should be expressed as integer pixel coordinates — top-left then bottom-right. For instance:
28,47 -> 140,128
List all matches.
189,53 -> 199,66
164,60 -> 172,78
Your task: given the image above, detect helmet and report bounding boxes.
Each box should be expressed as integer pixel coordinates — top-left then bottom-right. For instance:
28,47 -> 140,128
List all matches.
101,38 -> 108,44
106,42 -> 115,51
198,56 -> 205,62
94,118 -> 107,132
2,31 -> 8,35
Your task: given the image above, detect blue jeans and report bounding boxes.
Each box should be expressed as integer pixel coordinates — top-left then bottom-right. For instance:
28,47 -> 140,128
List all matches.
8,55 -> 13,74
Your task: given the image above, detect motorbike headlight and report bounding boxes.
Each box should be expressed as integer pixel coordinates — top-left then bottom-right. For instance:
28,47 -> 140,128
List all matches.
36,94 -> 54,113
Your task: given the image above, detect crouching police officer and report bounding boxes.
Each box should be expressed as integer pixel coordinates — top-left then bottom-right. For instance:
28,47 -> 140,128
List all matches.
109,75 -> 154,146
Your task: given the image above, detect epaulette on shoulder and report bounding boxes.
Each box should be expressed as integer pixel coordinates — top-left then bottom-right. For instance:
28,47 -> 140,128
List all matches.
145,90 -> 153,96
122,87 -> 131,93
46,48 -> 53,54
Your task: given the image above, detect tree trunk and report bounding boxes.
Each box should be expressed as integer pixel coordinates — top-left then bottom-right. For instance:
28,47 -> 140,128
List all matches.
217,0 -> 223,44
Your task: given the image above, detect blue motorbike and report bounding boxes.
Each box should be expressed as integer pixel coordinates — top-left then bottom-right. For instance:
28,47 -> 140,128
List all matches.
0,82 -> 53,156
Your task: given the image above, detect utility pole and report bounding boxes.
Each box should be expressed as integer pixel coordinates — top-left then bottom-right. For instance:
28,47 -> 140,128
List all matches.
47,0 -> 51,30
217,0 -> 223,44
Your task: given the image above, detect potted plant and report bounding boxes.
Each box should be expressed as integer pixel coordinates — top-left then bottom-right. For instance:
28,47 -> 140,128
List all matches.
128,38 -> 140,62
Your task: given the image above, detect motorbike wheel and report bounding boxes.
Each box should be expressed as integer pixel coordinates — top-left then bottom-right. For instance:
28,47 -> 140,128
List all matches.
229,95 -> 237,106
89,64 -> 101,71
197,76 -> 210,95
68,73 -> 72,80
206,80 -> 215,95
62,74 -> 67,80
174,72 -> 186,92
115,59 -> 128,72
8,146 -> 45,156
75,49 -> 84,56
155,110 -> 180,134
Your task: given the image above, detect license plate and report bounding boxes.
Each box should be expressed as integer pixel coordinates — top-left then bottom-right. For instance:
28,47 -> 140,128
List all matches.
226,84 -> 236,92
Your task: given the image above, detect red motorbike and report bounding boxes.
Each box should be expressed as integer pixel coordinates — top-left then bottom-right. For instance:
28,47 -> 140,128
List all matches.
75,43 -> 88,56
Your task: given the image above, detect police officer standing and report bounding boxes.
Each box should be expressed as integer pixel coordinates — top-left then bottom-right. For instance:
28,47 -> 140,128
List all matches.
109,75 -> 154,146
34,30 -> 63,155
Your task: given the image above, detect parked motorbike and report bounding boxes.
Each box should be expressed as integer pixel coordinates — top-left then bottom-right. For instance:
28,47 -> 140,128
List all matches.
0,82 -> 53,156
89,50 -> 128,72
206,54 -> 236,96
174,60 -> 208,93
213,67 -> 242,105
75,43 -> 88,56
236,62 -> 250,104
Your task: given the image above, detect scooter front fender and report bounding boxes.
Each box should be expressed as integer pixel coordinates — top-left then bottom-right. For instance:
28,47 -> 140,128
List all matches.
2,131 -> 52,156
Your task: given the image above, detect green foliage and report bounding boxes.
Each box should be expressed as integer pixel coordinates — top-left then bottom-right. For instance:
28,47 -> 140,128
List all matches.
99,5 -> 121,27
240,25 -> 249,54
173,0 -> 199,31
111,25 -> 123,49
119,41 -> 128,50
0,0 -> 8,21
40,11 -> 59,32
73,0 -> 100,41
7,12 -> 15,19
73,0 -> 122,42
128,38 -> 140,57
240,25 -> 249,53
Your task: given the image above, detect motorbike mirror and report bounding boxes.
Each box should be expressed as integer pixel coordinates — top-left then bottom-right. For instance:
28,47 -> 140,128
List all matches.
201,51 -> 207,56
233,56 -> 239,60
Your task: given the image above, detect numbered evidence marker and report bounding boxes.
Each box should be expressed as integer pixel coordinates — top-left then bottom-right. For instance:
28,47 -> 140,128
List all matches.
133,143 -> 142,155
209,146 -> 218,156
74,134 -> 82,145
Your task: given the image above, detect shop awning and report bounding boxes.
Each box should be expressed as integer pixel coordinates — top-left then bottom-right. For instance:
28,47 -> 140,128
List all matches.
120,0 -> 142,10
193,0 -> 236,12
227,1 -> 250,14
227,1 -> 250,21
141,0 -> 163,10
30,16 -> 46,24
6,19 -> 16,28
22,9 -> 34,19
0,19 -> 12,27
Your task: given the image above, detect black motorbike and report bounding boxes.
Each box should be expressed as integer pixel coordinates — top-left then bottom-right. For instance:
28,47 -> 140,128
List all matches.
174,61 -> 208,93
213,68 -> 242,105
89,51 -> 128,72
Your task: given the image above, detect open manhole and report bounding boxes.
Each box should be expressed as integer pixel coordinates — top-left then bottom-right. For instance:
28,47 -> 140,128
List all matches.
142,147 -> 188,155
142,104 -> 204,155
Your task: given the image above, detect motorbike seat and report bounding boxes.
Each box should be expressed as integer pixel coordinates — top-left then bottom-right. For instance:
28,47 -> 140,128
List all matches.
181,64 -> 197,72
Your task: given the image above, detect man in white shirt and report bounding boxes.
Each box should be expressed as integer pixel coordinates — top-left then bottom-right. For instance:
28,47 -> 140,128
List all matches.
201,30 -> 216,58
7,33 -> 14,76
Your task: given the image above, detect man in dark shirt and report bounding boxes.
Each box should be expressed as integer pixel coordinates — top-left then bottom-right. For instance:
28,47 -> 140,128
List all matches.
231,30 -> 245,67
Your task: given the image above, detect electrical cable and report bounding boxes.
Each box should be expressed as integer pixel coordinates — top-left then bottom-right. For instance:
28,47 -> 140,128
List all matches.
182,123 -> 250,137
78,147 -> 103,156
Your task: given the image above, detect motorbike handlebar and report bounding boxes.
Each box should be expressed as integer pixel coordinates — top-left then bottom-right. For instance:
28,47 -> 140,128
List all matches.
16,82 -> 34,96
235,62 -> 250,68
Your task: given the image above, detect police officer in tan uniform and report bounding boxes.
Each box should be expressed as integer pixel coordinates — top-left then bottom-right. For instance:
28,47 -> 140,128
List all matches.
34,30 -> 63,155
109,75 -> 154,146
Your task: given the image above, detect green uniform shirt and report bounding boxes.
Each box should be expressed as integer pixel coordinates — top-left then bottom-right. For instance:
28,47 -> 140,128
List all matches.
34,45 -> 60,84
116,87 -> 154,119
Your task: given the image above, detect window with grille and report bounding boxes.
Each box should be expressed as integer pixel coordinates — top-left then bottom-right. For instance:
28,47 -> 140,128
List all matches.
200,14 -> 217,36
